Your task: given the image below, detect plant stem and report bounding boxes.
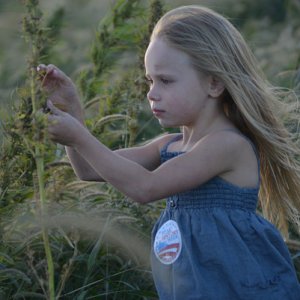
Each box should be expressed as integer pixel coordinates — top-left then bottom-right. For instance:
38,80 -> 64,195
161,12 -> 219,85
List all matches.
30,66 -> 55,300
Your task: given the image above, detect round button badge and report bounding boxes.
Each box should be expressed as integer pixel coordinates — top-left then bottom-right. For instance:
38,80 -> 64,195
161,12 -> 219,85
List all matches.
154,220 -> 182,265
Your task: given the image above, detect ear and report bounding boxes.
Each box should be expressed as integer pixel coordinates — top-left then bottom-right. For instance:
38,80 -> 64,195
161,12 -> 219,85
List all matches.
208,76 -> 225,98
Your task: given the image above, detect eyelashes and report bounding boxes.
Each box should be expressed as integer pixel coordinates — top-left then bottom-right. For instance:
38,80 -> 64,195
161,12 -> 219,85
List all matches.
145,77 -> 173,86
160,78 -> 171,85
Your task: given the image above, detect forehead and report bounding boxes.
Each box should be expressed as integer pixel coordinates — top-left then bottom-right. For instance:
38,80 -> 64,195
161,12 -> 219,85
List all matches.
144,38 -> 191,74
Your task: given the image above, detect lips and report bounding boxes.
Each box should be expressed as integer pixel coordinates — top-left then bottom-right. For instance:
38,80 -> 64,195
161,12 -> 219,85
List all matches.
152,108 -> 165,116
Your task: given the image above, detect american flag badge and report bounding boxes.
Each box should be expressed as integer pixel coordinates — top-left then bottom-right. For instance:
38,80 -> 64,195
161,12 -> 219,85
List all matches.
154,220 -> 182,265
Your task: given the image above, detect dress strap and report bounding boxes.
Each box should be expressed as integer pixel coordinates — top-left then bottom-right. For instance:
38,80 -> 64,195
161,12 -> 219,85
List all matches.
160,134 -> 183,153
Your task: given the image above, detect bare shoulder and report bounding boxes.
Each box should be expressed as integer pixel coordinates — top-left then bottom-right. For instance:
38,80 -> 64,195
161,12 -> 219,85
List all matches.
187,131 -> 243,174
194,130 -> 237,151
197,130 -> 258,187
199,130 -> 254,152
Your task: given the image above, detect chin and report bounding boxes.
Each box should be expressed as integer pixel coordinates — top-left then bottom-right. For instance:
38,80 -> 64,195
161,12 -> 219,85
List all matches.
159,120 -> 180,128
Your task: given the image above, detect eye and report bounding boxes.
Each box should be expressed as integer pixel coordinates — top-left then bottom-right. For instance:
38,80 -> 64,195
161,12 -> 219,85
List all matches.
160,78 -> 171,85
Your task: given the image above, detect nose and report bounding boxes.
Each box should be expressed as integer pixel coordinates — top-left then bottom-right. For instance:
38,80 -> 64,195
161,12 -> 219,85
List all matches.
147,87 -> 160,102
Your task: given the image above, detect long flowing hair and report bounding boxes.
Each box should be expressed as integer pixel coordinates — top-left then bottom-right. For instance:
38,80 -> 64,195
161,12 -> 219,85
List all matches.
151,5 -> 300,237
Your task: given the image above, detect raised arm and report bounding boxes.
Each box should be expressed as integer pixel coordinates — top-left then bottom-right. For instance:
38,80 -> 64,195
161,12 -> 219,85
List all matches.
47,102 -> 242,204
37,64 -> 94,178
67,135 -> 167,182
38,64 -> 176,182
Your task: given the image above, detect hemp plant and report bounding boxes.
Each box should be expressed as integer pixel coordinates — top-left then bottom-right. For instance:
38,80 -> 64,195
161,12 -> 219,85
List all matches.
18,0 -> 63,298
79,0 -> 164,150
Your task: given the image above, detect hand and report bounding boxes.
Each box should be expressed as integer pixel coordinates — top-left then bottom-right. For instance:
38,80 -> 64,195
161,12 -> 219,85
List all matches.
47,100 -> 88,147
37,64 -> 84,122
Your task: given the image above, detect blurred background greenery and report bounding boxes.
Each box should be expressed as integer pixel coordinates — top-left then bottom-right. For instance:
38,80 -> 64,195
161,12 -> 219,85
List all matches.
1,0 -> 299,110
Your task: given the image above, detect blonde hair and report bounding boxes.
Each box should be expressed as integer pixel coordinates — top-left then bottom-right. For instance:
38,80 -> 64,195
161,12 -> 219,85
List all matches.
151,5 -> 300,237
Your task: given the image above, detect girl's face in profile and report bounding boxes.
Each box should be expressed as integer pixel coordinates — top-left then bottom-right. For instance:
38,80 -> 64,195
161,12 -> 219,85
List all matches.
144,38 -> 211,128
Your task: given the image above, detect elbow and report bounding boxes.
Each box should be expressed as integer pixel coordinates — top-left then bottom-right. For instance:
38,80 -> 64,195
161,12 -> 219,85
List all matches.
77,174 -> 90,181
75,170 -> 90,181
131,194 -> 152,205
129,182 -> 157,204
75,171 -> 104,182
135,195 -> 152,204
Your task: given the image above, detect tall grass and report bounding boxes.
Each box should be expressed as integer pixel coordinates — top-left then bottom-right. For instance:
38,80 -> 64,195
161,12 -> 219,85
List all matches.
13,0 -> 63,298
0,0 -> 164,298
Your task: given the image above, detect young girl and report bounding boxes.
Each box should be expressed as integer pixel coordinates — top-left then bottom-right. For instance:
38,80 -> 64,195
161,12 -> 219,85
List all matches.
38,5 -> 300,299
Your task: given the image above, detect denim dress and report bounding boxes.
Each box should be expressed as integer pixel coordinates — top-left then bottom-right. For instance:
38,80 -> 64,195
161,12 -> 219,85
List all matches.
151,135 -> 300,300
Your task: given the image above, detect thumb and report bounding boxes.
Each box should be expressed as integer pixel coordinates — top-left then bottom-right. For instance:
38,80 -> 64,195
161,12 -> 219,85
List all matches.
38,64 -> 71,91
44,64 -> 69,83
47,100 -> 64,116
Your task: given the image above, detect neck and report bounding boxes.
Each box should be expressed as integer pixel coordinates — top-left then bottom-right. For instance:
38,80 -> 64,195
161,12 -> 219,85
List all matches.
180,110 -> 234,150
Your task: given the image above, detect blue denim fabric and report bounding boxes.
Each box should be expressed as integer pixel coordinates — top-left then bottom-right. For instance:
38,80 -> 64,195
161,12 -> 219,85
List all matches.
151,136 -> 300,300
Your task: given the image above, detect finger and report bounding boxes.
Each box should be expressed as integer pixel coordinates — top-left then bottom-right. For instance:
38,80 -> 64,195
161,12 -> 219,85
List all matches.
47,114 -> 58,126
45,64 -> 70,83
41,66 -> 56,87
47,100 -> 64,116
37,64 -> 55,88
47,130 -> 60,144
37,64 -> 70,89
37,64 -> 56,76
37,64 -> 48,82
37,64 -> 47,74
